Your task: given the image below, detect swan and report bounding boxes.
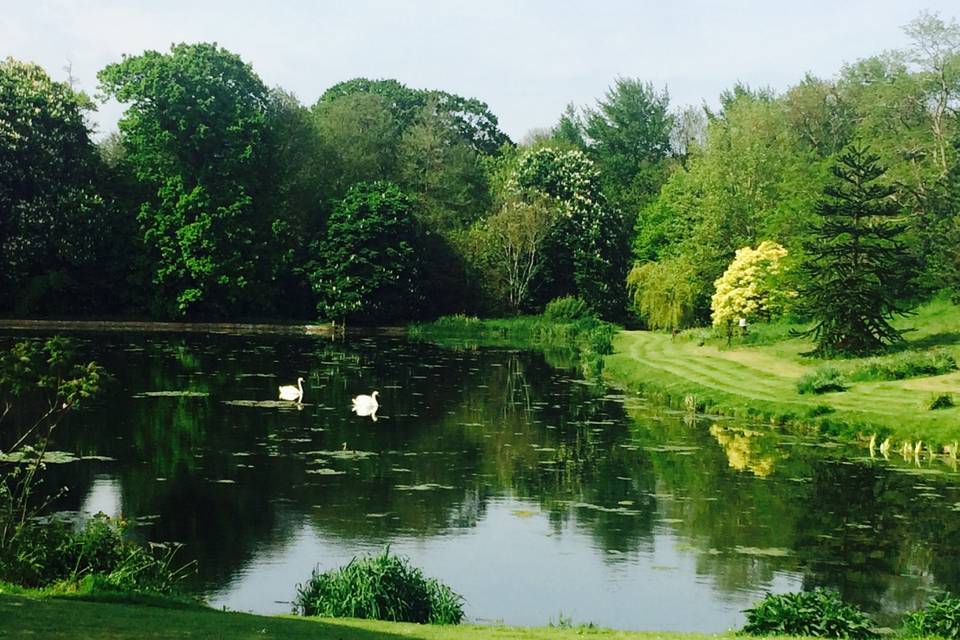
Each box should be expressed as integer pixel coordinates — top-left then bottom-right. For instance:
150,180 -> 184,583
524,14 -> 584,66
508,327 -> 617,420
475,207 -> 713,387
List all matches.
279,377 -> 304,403
351,391 -> 379,419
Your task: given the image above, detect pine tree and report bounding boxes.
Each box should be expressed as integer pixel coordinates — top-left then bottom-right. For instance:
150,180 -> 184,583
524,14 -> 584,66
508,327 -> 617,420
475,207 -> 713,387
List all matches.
800,145 -> 915,356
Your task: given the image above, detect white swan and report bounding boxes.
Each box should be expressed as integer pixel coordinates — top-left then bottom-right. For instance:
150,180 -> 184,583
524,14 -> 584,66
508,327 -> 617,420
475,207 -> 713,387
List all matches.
351,391 -> 379,420
279,377 -> 304,403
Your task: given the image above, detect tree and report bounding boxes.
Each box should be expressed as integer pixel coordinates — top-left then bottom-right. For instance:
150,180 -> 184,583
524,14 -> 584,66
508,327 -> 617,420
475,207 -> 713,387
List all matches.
514,147 -> 629,318
799,146 -> 915,356
551,102 -> 587,150
626,256 -> 700,330
482,195 -> 557,313
313,92 -> 401,197
318,78 -> 511,156
0,58 -> 119,315
583,78 -> 674,212
397,101 -> 490,231
903,11 -> 960,177
98,43 -> 275,317
263,89 -> 329,317
310,182 -> 422,324
710,240 -> 793,329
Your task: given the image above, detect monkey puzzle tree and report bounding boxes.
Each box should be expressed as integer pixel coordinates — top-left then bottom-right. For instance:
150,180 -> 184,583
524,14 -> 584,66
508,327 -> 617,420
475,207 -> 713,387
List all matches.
799,145 -> 915,356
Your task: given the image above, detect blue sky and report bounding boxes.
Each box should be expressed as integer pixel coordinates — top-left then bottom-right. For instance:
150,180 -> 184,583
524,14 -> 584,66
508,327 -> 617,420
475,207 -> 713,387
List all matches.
4,0 -> 958,139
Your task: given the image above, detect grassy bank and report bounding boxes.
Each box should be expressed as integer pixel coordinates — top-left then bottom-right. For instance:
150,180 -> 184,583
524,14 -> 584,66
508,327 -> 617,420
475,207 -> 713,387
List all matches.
604,297 -> 960,448
409,313 -> 614,375
0,592 -> 728,640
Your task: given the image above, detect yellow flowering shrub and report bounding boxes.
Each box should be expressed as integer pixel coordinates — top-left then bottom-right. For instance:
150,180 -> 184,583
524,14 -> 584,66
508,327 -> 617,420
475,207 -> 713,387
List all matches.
711,240 -> 792,327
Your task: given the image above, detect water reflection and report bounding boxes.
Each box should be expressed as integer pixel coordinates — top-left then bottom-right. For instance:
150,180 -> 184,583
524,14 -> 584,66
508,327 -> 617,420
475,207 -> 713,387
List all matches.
2,332 -> 960,630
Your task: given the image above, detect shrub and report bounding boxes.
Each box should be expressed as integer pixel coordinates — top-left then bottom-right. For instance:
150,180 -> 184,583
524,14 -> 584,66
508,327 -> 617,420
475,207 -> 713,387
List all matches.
742,589 -> 876,638
807,404 -> 835,417
797,366 -> 848,394
928,393 -> 955,410
544,296 -> 593,322
847,349 -> 957,382
904,594 -> 960,639
294,548 -> 463,624
0,513 -> 188,593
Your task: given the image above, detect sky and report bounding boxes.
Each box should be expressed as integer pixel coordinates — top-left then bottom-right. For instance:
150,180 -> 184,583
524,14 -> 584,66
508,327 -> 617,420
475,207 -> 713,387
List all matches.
4,0 -> 959,140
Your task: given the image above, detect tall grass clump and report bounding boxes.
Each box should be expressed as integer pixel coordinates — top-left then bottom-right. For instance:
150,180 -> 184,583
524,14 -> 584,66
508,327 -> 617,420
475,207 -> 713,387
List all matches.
0,513 -> 189,594
796,366 -> 848,394
846,349 -> 956,382
903,594 -> 960,638
742,589 -> 876,638
543,296 -> 593,322
294,548 -> 464,624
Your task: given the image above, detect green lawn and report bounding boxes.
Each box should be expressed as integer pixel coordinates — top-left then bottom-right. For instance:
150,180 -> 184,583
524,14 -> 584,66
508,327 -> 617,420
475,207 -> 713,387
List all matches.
0,593 -> 734,640
603,297 -> 960,448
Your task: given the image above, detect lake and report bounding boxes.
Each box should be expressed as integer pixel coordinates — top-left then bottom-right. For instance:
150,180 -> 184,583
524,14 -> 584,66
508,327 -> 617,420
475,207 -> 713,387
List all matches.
4,331 -> 960,631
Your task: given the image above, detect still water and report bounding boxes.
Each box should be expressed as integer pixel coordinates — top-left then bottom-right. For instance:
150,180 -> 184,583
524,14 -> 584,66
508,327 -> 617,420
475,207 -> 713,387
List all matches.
5,331 -> 960,631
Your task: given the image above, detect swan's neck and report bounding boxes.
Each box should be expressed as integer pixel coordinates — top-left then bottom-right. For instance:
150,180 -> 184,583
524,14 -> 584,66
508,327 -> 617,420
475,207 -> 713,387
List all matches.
297,379 -> 303,394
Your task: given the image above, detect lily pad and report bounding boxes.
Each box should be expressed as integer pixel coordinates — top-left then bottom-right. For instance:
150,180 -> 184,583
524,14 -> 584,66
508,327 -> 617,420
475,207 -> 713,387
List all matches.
222,400 -> 306,408
134,391 -> 208,398
395,483 -> 454,491
733,546 -> 792,557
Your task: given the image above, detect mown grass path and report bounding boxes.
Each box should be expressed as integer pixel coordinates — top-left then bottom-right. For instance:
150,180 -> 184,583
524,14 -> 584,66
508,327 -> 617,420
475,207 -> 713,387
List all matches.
605,330 -> 960,446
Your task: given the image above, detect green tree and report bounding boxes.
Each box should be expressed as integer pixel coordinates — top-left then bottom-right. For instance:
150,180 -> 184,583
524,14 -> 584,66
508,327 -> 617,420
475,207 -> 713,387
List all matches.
481,195 -> 557,313
263,89 -> 329,317
310,182 -> 422,324
397,102 -> 490,231
626,255 -> 700,330
318,78 -> 511,156
98,42 -> 274,317
514,147 -> 629,318
799,146 -> 915,356
0,58 -> 122,315
583,78 -> 674,212
313,92 -> 401,198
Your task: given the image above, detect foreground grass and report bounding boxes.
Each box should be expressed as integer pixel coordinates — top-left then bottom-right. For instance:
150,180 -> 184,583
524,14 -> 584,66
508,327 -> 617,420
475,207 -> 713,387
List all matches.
604,297 -> 960,447
0,593 -> 732,640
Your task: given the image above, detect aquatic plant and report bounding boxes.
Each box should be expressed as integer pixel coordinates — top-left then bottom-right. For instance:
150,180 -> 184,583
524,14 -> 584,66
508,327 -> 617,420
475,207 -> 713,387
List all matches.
742,589 -> 876,638
294,547 -> 464,624
904,593 -> 960,638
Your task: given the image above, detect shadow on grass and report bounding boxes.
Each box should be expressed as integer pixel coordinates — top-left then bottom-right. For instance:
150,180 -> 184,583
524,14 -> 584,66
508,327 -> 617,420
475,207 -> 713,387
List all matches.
0,594 -> 430,640
903,330 -> 960,351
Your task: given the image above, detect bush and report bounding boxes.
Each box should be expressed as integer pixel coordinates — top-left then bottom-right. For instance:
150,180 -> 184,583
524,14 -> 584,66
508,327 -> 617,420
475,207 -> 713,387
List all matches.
742,589 -> 876,638
0,513 -> 187,593
294,548 -> 464,624
544,296 -> 593,322
904,594 -> 960,639
797,366 -> 848,395
847,349 -> 957,382
928,392 -> 955,410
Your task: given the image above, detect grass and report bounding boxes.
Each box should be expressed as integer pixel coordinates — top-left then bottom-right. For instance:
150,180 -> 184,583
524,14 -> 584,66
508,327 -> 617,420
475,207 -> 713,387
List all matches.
0,592 -> 742,640
603,296 -> 960,447
409,314 -> 614,376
